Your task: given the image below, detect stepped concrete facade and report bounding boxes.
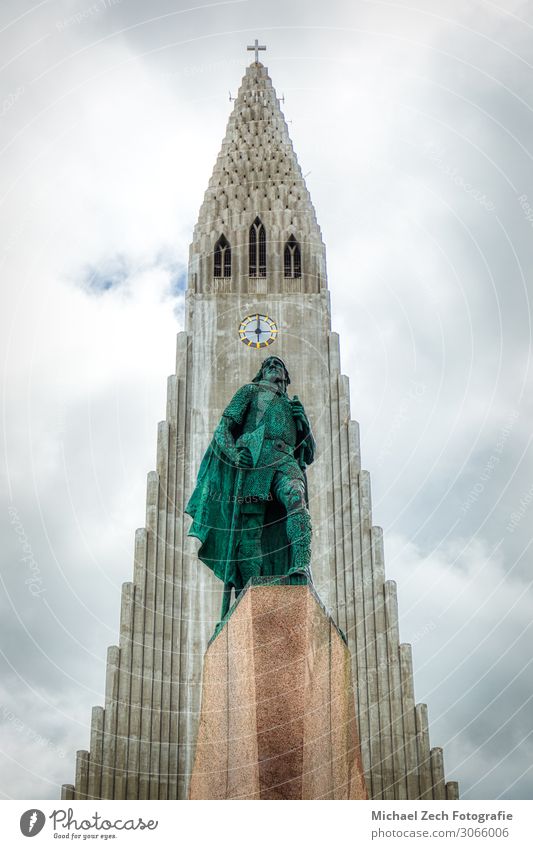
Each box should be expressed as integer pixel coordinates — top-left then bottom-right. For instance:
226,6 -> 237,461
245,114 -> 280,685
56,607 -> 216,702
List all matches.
62,59 -> 458,801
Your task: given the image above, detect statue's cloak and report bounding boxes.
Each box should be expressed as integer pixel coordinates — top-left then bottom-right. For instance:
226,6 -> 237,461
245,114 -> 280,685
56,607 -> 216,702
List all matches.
185,436 -> 291,589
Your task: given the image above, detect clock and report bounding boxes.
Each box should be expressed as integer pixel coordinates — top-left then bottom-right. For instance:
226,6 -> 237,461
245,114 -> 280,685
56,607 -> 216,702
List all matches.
238,314 -> 278,348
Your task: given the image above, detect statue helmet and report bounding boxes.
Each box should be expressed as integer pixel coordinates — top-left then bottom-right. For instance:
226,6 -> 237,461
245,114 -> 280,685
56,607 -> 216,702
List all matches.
252,356 -> 291,386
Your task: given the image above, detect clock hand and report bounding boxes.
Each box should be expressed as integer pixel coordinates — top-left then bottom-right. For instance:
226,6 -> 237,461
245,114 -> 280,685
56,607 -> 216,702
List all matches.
255,316 -> 262,337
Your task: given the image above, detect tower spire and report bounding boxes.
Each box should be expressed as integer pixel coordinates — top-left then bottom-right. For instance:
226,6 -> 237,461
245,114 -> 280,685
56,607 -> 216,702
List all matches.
188,60 -> 326,295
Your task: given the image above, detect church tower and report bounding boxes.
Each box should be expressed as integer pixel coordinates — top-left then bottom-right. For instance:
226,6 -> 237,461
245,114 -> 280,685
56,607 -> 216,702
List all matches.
62,52 -> 458,801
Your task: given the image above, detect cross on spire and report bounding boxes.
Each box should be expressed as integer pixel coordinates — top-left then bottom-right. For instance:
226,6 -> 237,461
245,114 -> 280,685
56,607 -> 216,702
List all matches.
247,39 -> 266,63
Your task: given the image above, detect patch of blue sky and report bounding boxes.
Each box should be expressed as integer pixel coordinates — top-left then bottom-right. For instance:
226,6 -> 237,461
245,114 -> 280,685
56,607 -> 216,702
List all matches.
81,255 -> 129,293
169,266 -> 187,295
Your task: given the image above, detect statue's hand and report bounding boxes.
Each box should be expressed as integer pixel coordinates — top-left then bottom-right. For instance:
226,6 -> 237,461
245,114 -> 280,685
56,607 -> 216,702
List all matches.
290,397 -> 308,429
236,446 -> 253,469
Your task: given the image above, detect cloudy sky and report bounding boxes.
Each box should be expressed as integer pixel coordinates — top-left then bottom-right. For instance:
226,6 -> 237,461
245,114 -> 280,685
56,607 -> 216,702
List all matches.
1,0 -> 532,802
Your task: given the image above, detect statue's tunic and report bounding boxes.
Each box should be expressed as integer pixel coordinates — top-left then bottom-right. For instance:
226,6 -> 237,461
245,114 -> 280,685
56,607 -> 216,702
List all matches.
221,382 -> 305,502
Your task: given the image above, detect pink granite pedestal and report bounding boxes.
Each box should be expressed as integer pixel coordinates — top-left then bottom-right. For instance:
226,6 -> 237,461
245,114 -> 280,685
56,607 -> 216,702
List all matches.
189,584 -> 368,800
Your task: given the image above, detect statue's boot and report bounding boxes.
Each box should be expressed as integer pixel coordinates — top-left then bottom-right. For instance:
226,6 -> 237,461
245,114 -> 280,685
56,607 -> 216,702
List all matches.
272,472 -> 313,584
285,508 -> 312,585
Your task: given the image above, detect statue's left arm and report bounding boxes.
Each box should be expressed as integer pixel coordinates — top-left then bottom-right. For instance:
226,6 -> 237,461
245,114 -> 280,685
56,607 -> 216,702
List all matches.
290,396 -> 316,467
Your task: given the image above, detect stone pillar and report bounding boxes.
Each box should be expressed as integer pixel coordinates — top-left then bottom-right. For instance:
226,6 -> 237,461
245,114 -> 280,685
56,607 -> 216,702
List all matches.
189,582 -> 368,800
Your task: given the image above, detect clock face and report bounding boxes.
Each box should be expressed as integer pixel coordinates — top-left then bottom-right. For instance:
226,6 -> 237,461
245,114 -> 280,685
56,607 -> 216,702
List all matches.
239,314 -> 278,348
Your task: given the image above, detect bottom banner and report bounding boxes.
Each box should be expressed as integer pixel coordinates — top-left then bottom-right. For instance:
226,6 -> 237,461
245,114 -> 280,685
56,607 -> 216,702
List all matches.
3,799 -> 532,848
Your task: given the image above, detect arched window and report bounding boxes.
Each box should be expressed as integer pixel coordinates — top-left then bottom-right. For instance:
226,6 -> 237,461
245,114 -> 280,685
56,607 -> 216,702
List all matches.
249,217 -> 266,277
284,234 -> 301,278
214,234 -> 231,278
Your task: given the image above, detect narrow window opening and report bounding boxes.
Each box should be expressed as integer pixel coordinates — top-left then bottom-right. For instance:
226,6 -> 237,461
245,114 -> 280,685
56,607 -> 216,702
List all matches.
214,234 -> 231,278
249,216 -> 266,277
284,234 -> 301,278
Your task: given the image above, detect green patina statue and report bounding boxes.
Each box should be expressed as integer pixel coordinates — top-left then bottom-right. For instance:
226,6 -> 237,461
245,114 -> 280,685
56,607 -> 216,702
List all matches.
186,356 -> 316,621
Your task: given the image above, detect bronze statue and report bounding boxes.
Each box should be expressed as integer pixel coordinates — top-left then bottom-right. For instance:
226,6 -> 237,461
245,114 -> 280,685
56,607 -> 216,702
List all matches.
186,356 -> 315,620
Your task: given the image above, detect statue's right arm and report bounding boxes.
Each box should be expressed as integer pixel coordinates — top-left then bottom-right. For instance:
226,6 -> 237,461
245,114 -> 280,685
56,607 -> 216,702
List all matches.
212,385 -> 253,465
213,416 -> 239,464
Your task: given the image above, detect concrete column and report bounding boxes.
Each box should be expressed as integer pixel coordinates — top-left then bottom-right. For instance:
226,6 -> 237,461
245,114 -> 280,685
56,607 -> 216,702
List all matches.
431,747 -> 446,800
359,470 -> 381,799
138,471 -> 159,799
160,378 -> 178,799
150,422 -> 170,799
177,336 -> 198,800
399,643 -> 420,799
327,333 -> 347,635
384,581 -> 407,799
101,645 -> 120,798
74,750 -> 89,800
126,529 -> 147,799
339,375 -> 355,637
87,706 -> 104,799
446,780 -> 460,799
169,375 -> 186,800
114,583 -> 134,798
372,529 -> 394,799
347,419 -> 370,786
415,703 -> 433,800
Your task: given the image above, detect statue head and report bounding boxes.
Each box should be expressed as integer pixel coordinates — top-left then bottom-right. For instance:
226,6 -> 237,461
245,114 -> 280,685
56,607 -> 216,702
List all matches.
252,356 -> 291,391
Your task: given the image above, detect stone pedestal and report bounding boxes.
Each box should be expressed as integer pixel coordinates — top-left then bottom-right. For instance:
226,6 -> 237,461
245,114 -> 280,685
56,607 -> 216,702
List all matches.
189,582 -> 368,799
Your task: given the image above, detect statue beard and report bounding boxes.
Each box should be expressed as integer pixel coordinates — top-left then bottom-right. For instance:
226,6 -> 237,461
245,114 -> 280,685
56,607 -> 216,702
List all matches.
272,376 -> 287,394
261,374 -> 287,394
